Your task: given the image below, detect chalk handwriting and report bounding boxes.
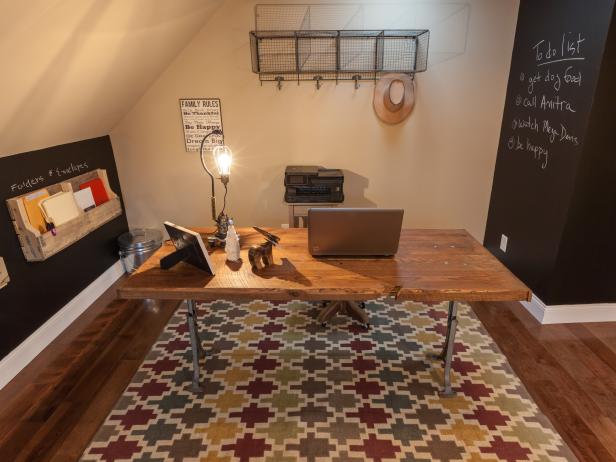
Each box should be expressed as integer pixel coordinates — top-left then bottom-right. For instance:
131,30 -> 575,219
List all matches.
532,32 -> 585,67
508,135 -> 549,169
10,176 -> 46,193
506,32 -> 586,170
8,161 -> 89,194
48,161 -> 89,178
525,66 -> 583,94
540,94 -> 576,112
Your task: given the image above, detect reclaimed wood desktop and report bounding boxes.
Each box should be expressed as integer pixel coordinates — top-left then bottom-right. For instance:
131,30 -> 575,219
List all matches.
119,227 -> 530,396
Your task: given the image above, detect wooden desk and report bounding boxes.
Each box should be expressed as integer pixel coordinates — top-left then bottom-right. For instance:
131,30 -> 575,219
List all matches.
119,228 -> 530,395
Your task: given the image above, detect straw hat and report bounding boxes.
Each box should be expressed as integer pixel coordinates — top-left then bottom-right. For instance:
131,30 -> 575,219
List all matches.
373,73 -> 415,124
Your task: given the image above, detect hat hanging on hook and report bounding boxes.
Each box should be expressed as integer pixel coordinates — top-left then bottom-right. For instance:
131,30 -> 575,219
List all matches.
373,73 -> 415,124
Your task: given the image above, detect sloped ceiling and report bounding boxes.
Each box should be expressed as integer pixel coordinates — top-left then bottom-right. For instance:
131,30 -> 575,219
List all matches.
0,0 -> 223,157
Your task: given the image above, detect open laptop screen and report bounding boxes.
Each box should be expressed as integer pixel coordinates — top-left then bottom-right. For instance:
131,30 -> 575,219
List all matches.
308,208 -> 404,256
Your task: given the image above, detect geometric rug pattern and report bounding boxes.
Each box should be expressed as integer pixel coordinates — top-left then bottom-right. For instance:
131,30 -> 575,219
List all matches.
81,300 -> 576,462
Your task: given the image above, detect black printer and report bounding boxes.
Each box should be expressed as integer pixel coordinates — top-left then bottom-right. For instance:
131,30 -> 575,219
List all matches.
284,166 -> 344,203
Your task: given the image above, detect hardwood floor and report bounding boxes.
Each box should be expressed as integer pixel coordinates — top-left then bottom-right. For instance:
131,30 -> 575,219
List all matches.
0,287 -> 615,461
472,301 -> 616,462
0,278 -> 179,462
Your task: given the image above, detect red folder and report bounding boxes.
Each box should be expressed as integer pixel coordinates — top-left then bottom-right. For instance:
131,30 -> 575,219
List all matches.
80,178 -> 109,206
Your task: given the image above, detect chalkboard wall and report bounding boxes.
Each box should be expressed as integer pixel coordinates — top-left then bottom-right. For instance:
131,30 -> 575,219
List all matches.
0,137 -> 128,359
485,0 -> 616,305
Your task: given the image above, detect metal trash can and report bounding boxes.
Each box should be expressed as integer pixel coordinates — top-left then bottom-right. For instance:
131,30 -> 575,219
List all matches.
118,228 -> 163,273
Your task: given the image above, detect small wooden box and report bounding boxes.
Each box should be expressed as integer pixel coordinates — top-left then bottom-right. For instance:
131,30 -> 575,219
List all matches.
6,169 -> 123,262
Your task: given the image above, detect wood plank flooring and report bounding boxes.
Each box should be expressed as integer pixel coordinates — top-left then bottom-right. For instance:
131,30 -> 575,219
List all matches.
0,278 -> 179,462
472,301 -> 616,462
0,286 -> 615,461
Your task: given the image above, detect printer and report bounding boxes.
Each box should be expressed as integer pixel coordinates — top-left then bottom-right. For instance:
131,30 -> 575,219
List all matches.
284,166 -> 344,203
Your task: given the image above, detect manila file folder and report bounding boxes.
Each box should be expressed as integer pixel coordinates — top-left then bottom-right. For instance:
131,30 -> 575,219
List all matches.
39,192 -> 82,228
23,189 -> 50,233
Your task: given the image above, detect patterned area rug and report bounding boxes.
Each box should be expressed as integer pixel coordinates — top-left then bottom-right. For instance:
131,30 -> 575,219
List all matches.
81,300 -> 575,462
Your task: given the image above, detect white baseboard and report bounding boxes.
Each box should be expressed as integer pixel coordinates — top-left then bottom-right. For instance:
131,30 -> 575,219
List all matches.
522,294 -> 616,324
0,260 -> 125,391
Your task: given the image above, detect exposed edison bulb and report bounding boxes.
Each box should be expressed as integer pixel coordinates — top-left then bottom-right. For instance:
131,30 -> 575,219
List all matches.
212,145 -> 232,176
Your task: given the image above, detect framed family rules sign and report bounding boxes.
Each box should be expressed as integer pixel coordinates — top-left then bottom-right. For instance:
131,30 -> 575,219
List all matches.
179,98 -> 224,152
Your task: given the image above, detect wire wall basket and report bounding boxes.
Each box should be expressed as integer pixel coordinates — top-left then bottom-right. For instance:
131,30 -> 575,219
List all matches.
250,29 -> 429,88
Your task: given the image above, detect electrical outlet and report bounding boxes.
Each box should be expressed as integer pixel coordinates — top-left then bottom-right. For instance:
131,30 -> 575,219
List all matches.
281,223 -> 289,229
500,234 -> 508,252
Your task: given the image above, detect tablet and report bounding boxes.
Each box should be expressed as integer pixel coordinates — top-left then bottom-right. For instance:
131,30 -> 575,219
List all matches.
163,222 -> 216,274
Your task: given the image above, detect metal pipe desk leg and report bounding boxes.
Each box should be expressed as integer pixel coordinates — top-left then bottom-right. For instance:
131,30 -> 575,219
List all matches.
186,299 -> 203,392
439,301 -> 459,397
437,301 -> 455,360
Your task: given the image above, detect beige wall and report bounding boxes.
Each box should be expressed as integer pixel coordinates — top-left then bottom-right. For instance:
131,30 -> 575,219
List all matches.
0,0 -> 222,158
111,0 -> 519,241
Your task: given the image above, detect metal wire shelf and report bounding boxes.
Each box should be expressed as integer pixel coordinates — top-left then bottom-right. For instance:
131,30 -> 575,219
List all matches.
250,29 -> 429,88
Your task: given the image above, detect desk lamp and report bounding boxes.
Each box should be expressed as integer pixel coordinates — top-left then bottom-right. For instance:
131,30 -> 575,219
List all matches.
199,129 -> 233,246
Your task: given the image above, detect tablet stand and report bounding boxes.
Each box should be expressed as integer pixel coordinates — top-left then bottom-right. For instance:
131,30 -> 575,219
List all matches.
160,244 -> 195,270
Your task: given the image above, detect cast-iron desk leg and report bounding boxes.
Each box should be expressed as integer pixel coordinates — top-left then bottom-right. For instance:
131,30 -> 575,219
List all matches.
437,301 -> 458,397
186,299 -> 204,392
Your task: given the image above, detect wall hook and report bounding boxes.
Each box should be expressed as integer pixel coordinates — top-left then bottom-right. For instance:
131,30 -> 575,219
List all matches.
275,76 -> 283,90
352,75 -> 360,89
314,75 -> 322,90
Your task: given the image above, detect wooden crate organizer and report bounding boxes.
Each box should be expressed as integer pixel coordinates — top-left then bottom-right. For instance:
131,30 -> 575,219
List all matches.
6,169 -> 123,262
0,257 -> 8,289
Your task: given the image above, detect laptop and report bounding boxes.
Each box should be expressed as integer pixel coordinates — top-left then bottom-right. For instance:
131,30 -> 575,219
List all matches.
308,208 -> 404,256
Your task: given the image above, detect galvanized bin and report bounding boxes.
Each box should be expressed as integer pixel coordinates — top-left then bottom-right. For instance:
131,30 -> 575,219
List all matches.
118,228 -> 163,273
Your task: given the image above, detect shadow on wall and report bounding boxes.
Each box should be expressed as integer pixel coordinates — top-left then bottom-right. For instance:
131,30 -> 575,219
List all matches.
252,165 -> 287,226
341,169 -> 376,208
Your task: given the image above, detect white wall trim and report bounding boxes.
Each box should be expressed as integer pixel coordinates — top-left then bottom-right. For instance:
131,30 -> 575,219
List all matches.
522,293 -> 616,324
0,260 -> 125,391
521,294 -> 547,323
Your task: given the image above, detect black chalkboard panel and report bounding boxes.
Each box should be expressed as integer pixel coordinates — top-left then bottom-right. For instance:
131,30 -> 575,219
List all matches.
484,0 -> 615,303
0,137 -> 128,360
547,8 -> 616,305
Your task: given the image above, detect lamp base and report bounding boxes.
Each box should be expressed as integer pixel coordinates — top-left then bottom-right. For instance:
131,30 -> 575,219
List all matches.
206,214 -> 231,248
206,234 -> 226,248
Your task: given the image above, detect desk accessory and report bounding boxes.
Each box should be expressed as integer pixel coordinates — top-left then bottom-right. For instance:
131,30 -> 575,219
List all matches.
284,166 -> 344,203
39,191 -> 82,227
308,208 -> 404,256
161,222 -> 215,274
199,129 -> 234,246
224,220 -> 241,262
80,178 -> 109,206
248,227 -> 280,270
74,188 -> 96,211
22,189 -> 50,233
0,257 -> 9,289
118,228 -> 163,273
6,169 -> 123,262
253,227 -> 280,246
